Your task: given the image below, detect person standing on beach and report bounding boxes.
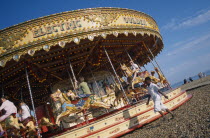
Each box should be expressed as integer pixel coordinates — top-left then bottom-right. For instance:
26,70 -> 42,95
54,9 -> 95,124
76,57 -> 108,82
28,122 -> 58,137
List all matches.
189,77 -> 193,82
184,79 -> 188,84
198,72 -> 202,79
145,77 -> 174,120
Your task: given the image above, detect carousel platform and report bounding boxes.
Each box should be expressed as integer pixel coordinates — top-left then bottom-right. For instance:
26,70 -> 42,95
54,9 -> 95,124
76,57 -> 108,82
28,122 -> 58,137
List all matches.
45,88 -> 192,138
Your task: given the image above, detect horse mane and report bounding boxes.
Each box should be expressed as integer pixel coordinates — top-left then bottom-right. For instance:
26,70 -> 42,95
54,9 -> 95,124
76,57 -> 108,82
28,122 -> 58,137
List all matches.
121,64 -> 133,76
62,93 -> 71,103
124,64 -> 132,72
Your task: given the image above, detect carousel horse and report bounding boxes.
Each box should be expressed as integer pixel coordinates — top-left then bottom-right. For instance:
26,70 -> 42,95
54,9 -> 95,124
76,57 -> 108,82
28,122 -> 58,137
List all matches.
154,67 -> 170,87
105,85 -> 115,95
132,87 -> 148,101
112,78 -> 149,105
20,117 -> 37,137
138,70 -> 150,78
110,82 -> 135,106
66,90 -> 78,101
1,114 -> 25,137
50,91 -> 63,117
1,112 -> 38,137
53,89 -> 110,125
39,117 -> 54,127
111,83 -> 127,106
150,71 -> 160,84
39,117 -> 59,133
53,89 -> 82,125
120,64 -> 148,89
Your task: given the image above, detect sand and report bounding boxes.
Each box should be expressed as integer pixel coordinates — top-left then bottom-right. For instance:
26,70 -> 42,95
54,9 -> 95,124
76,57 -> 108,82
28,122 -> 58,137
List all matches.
121,84 -> 210,138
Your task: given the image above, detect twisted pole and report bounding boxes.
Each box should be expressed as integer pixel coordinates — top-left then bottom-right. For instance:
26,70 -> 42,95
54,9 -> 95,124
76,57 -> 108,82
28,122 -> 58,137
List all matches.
104,47 -> 130,104
25,67 -> 41,137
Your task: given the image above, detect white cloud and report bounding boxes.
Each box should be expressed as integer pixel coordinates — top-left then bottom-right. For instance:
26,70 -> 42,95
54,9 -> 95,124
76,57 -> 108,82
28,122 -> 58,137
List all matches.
162,9 -> 210,30
154,32 -> 210,84
166,33 -> 210,56
167,53 -> 210,80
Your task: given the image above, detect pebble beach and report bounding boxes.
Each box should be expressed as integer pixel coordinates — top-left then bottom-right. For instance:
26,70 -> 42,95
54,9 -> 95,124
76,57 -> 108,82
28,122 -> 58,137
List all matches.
121,78 -> 210,138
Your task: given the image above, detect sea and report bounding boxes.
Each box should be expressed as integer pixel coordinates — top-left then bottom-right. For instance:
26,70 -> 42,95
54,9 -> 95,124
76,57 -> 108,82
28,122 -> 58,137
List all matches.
171,70 -> 210,89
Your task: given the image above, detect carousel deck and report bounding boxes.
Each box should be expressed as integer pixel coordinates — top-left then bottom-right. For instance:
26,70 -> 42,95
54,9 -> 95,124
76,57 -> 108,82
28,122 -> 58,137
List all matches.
44,88 -> 192,138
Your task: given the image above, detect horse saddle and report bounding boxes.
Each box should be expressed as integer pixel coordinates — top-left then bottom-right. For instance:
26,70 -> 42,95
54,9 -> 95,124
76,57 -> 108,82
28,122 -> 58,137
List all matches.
75,99 -> 86,107
71,94 -> 91,104
21,116 -> 34,126
78,94 -> 90,98
11,113 -> 16,118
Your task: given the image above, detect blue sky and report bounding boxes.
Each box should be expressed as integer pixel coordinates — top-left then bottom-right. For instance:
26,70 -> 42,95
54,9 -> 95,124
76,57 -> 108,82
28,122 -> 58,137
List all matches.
1,0 -> 210,84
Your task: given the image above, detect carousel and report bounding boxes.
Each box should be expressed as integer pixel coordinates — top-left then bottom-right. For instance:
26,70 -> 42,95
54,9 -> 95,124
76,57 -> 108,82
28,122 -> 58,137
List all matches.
0,7 -> 192,137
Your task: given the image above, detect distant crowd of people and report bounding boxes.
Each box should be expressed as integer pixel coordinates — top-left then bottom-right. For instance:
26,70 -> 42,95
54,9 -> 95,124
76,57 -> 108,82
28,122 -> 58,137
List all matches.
184,77 -> 193,84
183,72 -> 206,84
198,72 -> 206,79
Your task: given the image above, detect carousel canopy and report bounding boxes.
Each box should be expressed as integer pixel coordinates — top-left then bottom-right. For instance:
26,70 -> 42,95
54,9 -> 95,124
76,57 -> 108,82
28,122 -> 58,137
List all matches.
0,7 -> 163,106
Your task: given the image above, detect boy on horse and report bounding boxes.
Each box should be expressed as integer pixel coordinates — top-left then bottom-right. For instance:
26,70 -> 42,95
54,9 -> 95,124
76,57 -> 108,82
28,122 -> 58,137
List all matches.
0,96 -> 17,136
75,77 -> 92,98
18,101 -> 31,122
130,60 -> 140,88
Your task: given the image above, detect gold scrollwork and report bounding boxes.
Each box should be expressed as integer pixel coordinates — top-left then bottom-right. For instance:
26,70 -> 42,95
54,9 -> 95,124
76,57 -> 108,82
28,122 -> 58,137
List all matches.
85,14 -> 119,26
0,29 -> 28,49
0,8 -> 162,67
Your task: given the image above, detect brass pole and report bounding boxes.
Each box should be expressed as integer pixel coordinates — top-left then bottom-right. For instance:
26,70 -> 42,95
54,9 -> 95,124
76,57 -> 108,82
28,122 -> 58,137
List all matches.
25,67 -> 41,137
104,64 -> 118,86
104,47 -> 130,104
68,57 -> 78,89
66,67 -> 77,93
142,41 -> 171,88
112,49 -> 129,77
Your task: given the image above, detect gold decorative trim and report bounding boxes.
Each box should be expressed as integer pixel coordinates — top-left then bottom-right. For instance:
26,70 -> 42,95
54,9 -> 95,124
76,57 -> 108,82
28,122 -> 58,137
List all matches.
85,14 -> 119,26
0,8 -> 163,67
0,29 -> 162,67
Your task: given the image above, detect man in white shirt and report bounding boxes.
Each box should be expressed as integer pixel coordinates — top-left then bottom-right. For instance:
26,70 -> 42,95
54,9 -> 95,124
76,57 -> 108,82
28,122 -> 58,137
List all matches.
130,60 -> 139,73
0,96 -> 17,135
145,77 -> 174,120
18,101 -> 31,121
130,61 -> 140,88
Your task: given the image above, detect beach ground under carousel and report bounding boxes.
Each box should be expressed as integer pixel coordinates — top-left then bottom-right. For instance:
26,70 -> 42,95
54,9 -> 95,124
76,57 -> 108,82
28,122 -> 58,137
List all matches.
121,77 -> 210,138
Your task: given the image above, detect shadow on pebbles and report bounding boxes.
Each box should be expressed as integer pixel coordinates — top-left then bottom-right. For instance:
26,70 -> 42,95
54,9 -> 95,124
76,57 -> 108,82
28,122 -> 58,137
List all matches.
121,85 -> 210,138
